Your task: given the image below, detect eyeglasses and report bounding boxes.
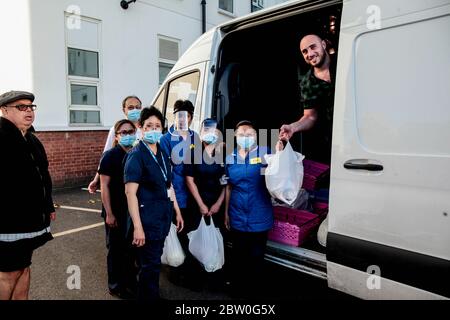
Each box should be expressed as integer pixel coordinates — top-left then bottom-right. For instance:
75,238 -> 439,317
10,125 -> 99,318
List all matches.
9,104 -> 37,111
116,129 -> 136,136
126,105 -> 141,110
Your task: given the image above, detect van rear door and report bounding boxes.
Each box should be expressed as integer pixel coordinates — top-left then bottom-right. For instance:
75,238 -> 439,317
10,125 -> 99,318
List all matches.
327,0 -> 450,299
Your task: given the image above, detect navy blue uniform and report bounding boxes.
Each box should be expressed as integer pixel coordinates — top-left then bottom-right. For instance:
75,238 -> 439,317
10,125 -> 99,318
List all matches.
124,141 -> 173,300
185,147 -> 226,230
98,145 -> 137,295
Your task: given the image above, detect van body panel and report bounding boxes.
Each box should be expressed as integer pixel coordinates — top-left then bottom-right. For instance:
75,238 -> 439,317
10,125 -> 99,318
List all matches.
328,0 -> 450,298
328,261 -> 448,300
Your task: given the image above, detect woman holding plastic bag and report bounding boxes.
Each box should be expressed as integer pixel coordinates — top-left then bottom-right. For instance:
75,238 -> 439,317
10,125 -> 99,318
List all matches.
124,106 -> 184,301
185,118 -> 227,291
224,120 -> 283,298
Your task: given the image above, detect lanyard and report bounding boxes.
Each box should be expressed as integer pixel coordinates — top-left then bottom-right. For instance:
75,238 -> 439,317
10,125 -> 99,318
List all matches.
143,142 -> 168,182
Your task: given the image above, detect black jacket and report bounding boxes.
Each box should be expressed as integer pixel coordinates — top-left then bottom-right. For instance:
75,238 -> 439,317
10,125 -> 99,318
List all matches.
0,117 -> 55,234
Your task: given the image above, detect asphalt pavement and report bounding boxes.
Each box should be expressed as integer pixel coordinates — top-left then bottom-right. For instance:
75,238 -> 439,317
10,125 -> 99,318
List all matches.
28,188 -> 352,301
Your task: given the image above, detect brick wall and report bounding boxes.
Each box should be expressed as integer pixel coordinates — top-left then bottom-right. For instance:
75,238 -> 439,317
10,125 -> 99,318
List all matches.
35,130 -> 109,189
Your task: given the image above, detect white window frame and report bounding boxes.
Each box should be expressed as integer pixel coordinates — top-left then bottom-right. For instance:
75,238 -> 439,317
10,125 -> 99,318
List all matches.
218,0 -> 235,17
65,14 -> 102,126
158,35 -> 180,86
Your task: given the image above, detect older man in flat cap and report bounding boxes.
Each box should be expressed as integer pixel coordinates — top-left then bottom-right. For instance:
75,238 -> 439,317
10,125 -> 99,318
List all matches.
0,90 -> 56,300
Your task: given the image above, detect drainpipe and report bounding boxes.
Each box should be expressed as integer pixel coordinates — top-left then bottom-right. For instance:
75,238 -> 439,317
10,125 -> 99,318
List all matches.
201,0 -> 206,34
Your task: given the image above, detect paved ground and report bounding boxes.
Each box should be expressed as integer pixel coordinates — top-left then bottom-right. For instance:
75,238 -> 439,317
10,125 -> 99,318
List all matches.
28,188 -> 353,301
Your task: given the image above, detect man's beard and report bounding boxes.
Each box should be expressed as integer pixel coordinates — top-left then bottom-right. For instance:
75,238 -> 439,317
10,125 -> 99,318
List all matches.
310,52 -> 326,68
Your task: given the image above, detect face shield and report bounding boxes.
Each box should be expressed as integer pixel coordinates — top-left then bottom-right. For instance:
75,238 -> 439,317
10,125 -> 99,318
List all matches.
174,110 -> 189,131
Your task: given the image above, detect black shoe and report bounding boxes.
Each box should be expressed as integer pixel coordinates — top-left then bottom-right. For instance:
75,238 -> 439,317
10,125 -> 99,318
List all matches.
109,288 -> 136,300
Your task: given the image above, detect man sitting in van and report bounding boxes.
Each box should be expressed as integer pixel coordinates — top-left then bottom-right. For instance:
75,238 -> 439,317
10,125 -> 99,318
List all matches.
279,33 -> 336,164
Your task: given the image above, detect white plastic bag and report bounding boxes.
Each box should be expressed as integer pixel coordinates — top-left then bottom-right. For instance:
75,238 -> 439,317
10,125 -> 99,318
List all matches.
317,215 -> 328,247
264,141 -> 305,206
161,223 -> 185,267
188,217 -> 225,272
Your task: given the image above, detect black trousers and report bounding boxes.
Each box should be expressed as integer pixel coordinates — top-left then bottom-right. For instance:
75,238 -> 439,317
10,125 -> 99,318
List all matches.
105,220 -> 137,293
136,238 -> 165,300
229,229 -> 268,297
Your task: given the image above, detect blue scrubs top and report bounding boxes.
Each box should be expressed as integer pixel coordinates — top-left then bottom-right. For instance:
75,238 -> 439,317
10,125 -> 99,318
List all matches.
225,146 -> 274,232
159,125 -> 201,209
124,141 -> 173,240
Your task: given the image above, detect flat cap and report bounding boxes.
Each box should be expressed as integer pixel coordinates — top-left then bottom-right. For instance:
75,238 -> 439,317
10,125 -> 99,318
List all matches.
0,90 -> 35,106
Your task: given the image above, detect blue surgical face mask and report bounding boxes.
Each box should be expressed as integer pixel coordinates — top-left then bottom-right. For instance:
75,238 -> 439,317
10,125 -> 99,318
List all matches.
143,130 -> 163,144
236,136 -> 256,150
119,134 -> 136,147
127,109 -> 141,122
201,133 -> 218,145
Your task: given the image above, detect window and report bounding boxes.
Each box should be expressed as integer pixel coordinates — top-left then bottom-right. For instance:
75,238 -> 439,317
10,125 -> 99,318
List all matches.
154,87 -> 166,111
219,0 -> 233,14
158,36 -> 180,85
165,72 -> 200,126
66,15 -> 101,125
251,0 -> 264,12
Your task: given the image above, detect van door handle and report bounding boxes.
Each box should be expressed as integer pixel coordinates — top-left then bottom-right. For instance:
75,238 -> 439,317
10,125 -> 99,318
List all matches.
343,161 -> 383,171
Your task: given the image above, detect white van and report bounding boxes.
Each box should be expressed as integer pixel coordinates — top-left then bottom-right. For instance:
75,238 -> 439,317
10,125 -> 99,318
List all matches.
152,0 -> 450,299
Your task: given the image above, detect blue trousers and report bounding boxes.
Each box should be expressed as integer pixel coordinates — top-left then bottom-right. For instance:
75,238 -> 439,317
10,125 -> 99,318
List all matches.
136,238 -> 165,300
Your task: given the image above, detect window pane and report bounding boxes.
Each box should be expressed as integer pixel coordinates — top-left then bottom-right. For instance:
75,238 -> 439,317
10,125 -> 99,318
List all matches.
68,48 -> 99,78
219,0 -> 233,13
166,71 -> 200,125
66,18 -> 99,50
159,62 -> 173,85
159,38 -> 179,61
71,84 -> 97,105
154,87 -> 166,111
70,110 -> 100,124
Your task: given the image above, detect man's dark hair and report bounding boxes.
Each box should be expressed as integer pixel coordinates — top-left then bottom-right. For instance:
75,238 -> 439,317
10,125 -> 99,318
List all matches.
139,106 -> 164,128
122,95 -> 142,109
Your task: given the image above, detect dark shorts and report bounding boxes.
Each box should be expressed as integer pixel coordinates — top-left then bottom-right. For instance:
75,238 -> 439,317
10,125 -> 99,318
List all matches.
0,242 -> 33,272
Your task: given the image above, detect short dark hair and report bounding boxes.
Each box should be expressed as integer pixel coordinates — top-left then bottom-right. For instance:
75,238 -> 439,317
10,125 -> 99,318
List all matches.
173,99 -> 194,115
235,120 -> 255,131
113,119 -> 136,147
122,95 -> 142,109
139,106 -> 164,128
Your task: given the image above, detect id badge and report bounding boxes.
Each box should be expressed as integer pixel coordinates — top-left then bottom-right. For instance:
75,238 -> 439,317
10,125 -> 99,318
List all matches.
250,157 -> 262,165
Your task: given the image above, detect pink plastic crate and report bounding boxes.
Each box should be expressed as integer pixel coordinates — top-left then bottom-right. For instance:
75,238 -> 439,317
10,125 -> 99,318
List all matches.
312,202 -> 329,215
269,207 -> 322,247
303,160 -> 330,178
302,160 -> 330,190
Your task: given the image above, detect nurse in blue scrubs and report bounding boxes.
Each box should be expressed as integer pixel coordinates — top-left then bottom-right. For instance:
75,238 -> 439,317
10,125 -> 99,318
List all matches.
159,99 -> 201,285
124,106 -> 184,300
185,118 -> 227,290
224,120 -> 283,298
